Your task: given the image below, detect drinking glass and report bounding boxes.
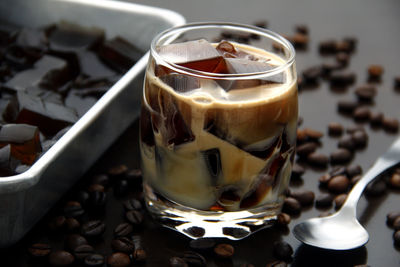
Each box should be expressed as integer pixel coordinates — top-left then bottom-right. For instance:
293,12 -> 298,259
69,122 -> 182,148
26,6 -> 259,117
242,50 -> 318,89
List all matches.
140,22 -> 297,239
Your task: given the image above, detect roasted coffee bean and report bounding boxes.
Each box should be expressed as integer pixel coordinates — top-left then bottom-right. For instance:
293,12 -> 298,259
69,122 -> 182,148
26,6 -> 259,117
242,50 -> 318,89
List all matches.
394,76 -> 400,89
114,222 -> 133,237
391,217 -> 400,231
73,244 -> 94,261
76,191 -> 90,206
125,169 -> 143,185
125,210 -> 144,225
91,174 -> 109,187
290,190 -> 315,206
370,111 -> 384,126
304,128 -> 324,140
346,164 -> 362,178
81,220 -> 105,238
253,20 -> 268,29
353,106 -> 370,121
108,164 -> 128,179
65,234 -> 88,251
352,130 -> 368,148
338,134 -> 356,151
88,191 -> 107,210
330,148 -> 352,164
291,163 -> 305,178
214,243 -> 234,258
123,198 -> 142,211
334,194 -> 347,209
65,218 -> 80,232
273,241 -> 293,261
291,33 -> 309,49
183,251 -> 206,267
170,257 -> 188,267
48,216 -> 66,230
87,184 -> 105,193
282,197 -> 301,214
389,173 -> 400,189
328,122 -> 343,136
330,71 -> 356,86
184,226 -> 205,238
48,250 -> 75,266
365,180 -> 387,196
346,125 -> 366,134
28,243 -> 51,258
107,252 -> 131,267
64,201 -> 85,218
296,142 -> 318,157
302,66 -> 321,84
336,52 -> 350,66
355,84 -> 377,102
351,175 -> 362,185
394,230 -> 400,247
343,37 -> 357,51
327,175 -> 350,193
321,61 -> 343,75
295,24 -> 308,35
277,213 -> 291,226
307,152 -> 329,167
189,238 -> 216,252
337,99 -> 358,113
84,254 -> 104,267
382,117 -> 399,132
114,179 -> 129,196
315,193 -> 334,208
111,237 -> 135,253
335,40 -> 352,53
329,166 -> 347,177
132,249 -> 146,263
367,64 -> 383,79
319,40 -> 337,54
318,173 -> 331,185
296,129 -> 308,142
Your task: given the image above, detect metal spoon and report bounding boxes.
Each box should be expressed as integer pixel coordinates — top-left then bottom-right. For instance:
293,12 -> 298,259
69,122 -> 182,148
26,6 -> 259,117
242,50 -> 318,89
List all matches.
293,136 -> 400,250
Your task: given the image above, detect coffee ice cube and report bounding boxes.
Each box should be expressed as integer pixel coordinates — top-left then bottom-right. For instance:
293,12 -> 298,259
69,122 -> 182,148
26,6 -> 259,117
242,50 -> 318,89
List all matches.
65,88 -> 98,117
98,36 -> 142,73
157,39 -> 224,73
160,74 -> 200,93
0,21 -> 19,45
140,105 -> 155,147
0,124 -> 41,165
3,91 -> 78,136
48,22 -> 104,52
239,174 -> 273,209
77,50 -> 116,79
201,148 -> 222,181
0,145 -> 19,176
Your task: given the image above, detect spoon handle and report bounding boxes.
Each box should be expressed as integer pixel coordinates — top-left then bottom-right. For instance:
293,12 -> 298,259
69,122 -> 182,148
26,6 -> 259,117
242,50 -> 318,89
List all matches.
342,136 -> 400,214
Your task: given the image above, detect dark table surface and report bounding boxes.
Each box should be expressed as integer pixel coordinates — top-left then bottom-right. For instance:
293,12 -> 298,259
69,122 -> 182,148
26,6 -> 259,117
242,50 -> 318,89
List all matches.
2,0 -> 400,266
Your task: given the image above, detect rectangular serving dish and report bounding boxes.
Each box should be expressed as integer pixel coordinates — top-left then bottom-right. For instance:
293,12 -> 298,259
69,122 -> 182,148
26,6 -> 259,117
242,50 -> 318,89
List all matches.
0,0 -> 185,247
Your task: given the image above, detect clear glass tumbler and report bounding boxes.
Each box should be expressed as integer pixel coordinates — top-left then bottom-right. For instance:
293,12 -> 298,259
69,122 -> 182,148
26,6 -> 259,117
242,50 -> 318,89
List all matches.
140,22 -> 297,239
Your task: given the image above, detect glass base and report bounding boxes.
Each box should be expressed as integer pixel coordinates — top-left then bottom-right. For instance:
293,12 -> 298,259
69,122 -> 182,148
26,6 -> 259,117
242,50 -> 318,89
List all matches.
144,185 -> 282,240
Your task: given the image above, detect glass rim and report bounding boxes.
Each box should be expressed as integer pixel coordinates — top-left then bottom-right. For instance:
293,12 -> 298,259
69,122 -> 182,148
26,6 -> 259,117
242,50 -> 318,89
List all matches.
150,22 -> 296,80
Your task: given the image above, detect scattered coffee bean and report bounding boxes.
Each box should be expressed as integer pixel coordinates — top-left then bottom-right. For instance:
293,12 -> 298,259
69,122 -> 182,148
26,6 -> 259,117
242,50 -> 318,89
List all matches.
327,175 -> 350,193
329,166 -> 347,177
321,61 -> 343,75
296,129 -> 308,142
367,64 -> 384,79
351,175 -> 362,185
365,179 -> 387,196
48,215 -> 66,230
189,238 -> 216,251
111,237 -> 135,254
393,217 -> 400,231
291,33 -> 309,49
91,174 -> 109,187
266,260 -> 288,267
355,84 -> 377,102
64,201 -> 85,218
304,128 -> 324,140
394,230 -> 400,246
290,190 -> 315,206
337,99 -> 359,113
65,218 -> 80,232
330,71 -> 356,86
277,213 -> 291,226
81,220 -> 106,238
76,191 -> 90,206
273,241 -> 293,261
87,184 -> 105,193
170,257 -> 188,267
302,66 -> 322,84
114,179 -> 129,196
291,163 -> 305,178
125,168 -> 143,185
295,24 -> 308,35
28,243 -> 51,258
315,193 -> 334,208
48,250 -> 75,266
125,210 -> 144,225
370,111 -> 384,126
335,40 -> 352,53
353,106 -> 370,121
184,226 -> 205,238
394,76 -> 400,90
183,251 -> 206,267
336,52 -> 350,66
328,122 -> 343,136
352,130 -> 368,148
133,249 -> 147,262
334,194 -> 347,209
214,243 -> 234,258
73,244 -> 94,261
84,254 -> 104,267
114,222 -> 133,237
88,191 -> 107,210
318,173 -> 331,184
65,234 -> 88,251
307,152 -> 329,167
389,173 -> 400,189
382,117 -> 399,133
253,20 -> 268,29
319,39 -> 337,54
123,198 -> 142,211
346,125 -> 366,134
296,142 -> 318,157
108,164 -> 128,179
346,164 -> 362,178
386,211 -> 400,227
338,134 -> 356,151
343,36 -> 357,51
107,252 -> 131,267
282,197 -> 301,214
330,148 -> 352,164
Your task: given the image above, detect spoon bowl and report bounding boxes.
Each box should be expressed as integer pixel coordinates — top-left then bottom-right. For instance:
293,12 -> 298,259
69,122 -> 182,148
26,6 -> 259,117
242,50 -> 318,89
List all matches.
293,137 -> 400,250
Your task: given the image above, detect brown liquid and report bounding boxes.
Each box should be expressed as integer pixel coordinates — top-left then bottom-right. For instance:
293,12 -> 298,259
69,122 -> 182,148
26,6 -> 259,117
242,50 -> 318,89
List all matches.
140,42 -> 298,211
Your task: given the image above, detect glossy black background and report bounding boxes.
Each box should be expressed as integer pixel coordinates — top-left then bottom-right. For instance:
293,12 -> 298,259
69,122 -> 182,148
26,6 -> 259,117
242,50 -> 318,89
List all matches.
2,0 -> 400,266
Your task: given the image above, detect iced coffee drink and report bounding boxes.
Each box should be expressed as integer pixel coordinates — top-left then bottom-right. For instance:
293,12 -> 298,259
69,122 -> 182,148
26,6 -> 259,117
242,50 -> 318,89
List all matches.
140,23 -> 297,239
